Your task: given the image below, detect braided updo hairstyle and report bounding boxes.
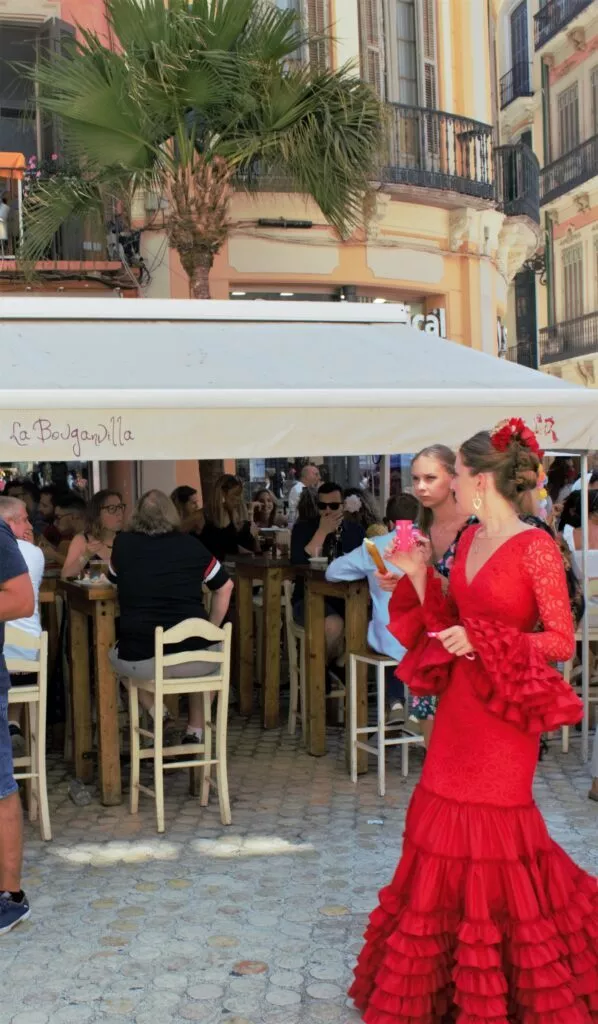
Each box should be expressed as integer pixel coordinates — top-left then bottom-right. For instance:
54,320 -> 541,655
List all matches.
459,430 -> 540,511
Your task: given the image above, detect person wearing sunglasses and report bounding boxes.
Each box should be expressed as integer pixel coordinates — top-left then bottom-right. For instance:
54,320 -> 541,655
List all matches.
62,489 -> 125,580
290,481 -> 365,672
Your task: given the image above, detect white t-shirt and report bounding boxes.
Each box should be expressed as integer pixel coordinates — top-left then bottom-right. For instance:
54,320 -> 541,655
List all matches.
287,481 -> 305,526
4,539 -> 44,662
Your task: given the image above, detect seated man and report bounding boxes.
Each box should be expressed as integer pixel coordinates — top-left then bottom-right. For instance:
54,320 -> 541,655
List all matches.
4,480 -> 45,537
38,493 -> 87,568
38,485 -> 62,547
0,499 -> 44,755
325,493 -> 419,722
291,480 -> 364,683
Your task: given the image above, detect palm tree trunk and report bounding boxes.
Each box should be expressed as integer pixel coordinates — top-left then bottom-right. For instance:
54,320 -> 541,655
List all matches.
189,257 -> 212,299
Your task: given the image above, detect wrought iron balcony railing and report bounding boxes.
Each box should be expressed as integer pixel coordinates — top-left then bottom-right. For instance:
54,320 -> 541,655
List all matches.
506,339 -> 537,369
381,103 -> 494,201
495,143 -> 540,223
540,133 -> 598,206
539,311 -> 598,364
534,0 -> 593,50
499,62 -> 532,109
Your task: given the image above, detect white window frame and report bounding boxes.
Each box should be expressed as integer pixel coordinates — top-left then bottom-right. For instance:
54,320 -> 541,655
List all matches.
561,242 -> 584,322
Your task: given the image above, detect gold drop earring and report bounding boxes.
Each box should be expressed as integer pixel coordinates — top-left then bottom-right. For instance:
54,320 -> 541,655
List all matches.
472,490 -> 482,514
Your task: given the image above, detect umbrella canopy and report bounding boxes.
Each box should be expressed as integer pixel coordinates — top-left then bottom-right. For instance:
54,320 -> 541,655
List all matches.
0,298 -> 595,461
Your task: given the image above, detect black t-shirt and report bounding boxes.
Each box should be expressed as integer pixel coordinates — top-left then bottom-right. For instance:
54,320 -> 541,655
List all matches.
290,518 -> 365,606
109,531 -> 229,661
200,519 -> 256,562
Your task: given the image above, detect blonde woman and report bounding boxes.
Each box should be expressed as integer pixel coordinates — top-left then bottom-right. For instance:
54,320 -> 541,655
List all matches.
200,475 -> 259,562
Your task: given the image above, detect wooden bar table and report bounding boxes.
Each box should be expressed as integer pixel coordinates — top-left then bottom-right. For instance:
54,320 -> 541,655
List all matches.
59,581 -> 121,806
298,568 -> 370,772
39,577 -> 60,670
232,555 -> 294,729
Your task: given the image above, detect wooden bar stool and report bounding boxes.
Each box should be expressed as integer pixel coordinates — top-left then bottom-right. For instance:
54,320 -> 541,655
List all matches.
6,627 -> 51,841
560,580 -> 598,753
283,581 -> 306,737
127,618 -> 232,833
349,651 -> 423,797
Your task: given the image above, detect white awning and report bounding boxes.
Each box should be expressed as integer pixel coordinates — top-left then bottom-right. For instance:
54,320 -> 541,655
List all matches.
1,298 -> 596,460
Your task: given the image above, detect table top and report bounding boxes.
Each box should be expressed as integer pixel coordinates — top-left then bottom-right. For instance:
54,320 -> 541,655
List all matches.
58,579 -> 117,602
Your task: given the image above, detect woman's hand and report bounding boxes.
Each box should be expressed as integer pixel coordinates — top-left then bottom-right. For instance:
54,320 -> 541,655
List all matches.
86,538 -> 107,558
436,626 -> 475,657
384,536 -> 431,578
375,570 -> 400,592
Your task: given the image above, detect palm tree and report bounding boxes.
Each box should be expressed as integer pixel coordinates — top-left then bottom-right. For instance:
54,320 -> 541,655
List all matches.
23,0 -> 385,300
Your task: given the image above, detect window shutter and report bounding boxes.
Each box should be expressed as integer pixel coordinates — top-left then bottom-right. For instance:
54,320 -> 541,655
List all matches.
358,0 -> 385,98
421,0 -> 438,110
305,0 -> 329,72
591,66 -> 598,136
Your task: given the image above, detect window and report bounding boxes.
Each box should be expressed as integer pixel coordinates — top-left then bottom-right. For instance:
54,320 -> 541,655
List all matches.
510,1 -> 530,95
396,0 -> 418,105
0,24 -> 37,158
0,18 -> 75,162
358,0 -> 385,97
591,66 -> 598,136
562,244 -> 584,321
557,82 -> 579,157
384,0 -> 437,108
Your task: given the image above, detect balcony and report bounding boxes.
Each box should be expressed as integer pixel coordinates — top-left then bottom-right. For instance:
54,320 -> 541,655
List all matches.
499,62 -> 533,109
0,162 -> 142,283
534,0 -> 593,50
540,133 -> 598,205
506,339 -> 537,368
539,311 -> 598,364
495,143 -> 540,223
381,104 -> 494,202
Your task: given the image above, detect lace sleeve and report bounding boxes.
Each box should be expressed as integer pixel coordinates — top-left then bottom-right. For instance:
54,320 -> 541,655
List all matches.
462,532 -> 581,734
521,532 -> 575,663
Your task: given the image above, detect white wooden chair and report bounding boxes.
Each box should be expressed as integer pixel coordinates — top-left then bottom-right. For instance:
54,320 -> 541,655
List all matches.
127,618 -> 232,833
560,580 -> 598,753
349,651 -> 424,797
283,581 -> 306,736
5,627 -> 51,841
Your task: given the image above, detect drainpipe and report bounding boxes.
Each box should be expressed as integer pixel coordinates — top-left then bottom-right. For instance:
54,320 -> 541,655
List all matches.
541,59 -> 555,329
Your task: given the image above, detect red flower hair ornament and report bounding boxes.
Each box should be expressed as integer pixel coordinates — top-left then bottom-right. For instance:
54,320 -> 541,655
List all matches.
490,417 -> 544,459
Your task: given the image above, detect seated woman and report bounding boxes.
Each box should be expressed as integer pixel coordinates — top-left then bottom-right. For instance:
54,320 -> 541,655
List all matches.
201,474 -> 259,562
171,485 -> 205,537
342,487 -> 382,534
291,481 -> 365,682
252,488 -> 287,529
61,489 -> 125,580
108,490 -> 233,743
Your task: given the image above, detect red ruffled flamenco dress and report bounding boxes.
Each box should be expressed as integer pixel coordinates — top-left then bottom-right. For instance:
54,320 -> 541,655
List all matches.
349,526 -> 598,1024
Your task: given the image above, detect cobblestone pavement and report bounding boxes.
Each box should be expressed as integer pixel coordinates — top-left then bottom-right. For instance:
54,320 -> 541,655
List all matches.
2,719 -> 597,1024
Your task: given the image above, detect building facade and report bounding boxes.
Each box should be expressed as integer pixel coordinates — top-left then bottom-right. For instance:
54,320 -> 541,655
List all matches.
1,0 -> 543,353
497,0 -> 598,385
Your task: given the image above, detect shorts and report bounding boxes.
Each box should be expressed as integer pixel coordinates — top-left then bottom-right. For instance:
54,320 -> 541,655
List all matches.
0,690 -> 18,800
109,643 -> 223,681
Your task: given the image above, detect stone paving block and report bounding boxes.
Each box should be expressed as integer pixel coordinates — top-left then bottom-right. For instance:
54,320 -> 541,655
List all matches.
9,723 -> 597,1024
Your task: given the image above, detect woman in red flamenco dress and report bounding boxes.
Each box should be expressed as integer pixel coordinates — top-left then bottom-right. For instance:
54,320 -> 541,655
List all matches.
349,424 -> 598,1024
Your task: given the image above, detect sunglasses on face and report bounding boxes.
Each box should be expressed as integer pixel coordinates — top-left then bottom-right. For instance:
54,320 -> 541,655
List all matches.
318,501 -> 342,511
101,503 -> 126,514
